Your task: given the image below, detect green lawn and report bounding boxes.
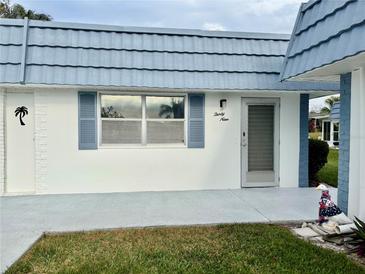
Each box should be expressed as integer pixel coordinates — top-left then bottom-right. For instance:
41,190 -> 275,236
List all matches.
318,148 -> 339,187
7,224 -> 364,274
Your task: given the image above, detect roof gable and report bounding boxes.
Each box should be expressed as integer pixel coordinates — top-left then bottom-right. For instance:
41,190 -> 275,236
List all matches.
281,0 -> 365,81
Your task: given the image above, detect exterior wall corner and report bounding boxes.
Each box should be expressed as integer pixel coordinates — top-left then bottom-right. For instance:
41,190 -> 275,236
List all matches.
348,68 -> 365,219
0,89 -> 5,194
279,93 -> 300,188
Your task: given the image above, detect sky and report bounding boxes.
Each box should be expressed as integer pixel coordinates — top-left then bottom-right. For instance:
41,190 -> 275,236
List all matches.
15,0 -> 303,33
14,0 -> 336,109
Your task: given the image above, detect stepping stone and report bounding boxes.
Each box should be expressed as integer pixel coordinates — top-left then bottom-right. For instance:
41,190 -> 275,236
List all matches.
293,227 -> 320,238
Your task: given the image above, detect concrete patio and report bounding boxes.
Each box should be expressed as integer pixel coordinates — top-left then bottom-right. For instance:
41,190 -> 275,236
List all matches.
0,187 -> 336,272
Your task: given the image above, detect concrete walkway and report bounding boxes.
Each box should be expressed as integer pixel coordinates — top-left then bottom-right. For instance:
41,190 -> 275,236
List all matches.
0,187 -> 336,272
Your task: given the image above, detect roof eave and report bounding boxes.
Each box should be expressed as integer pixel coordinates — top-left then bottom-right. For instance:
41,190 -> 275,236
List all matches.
0,18 -> 291,40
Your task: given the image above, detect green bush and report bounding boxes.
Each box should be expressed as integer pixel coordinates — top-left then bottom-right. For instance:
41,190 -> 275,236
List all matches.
308,139 -> 329,186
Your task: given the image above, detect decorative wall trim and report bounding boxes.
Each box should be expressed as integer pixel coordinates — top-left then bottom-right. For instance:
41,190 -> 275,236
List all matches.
34,91 -> 48,193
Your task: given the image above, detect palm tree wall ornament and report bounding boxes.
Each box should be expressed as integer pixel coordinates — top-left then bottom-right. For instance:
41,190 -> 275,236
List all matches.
14,106 -> 28,126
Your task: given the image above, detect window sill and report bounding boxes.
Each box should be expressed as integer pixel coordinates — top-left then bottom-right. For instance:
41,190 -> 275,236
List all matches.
98,144 -> 187,149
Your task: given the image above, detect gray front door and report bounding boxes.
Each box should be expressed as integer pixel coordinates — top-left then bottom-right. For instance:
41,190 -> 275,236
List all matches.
241,98 -> 279,187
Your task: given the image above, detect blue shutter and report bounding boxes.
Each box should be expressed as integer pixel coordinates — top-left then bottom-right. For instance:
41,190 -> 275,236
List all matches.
79,92 -> 97,150
188,94 -> 205,148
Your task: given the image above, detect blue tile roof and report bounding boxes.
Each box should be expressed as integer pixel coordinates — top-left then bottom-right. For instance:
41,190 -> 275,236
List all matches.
0,18 -> 338,91
281,0 -> 365,80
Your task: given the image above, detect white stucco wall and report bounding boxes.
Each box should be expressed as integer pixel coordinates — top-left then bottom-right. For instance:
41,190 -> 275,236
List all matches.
279,94 -> 300,187
349,67 -> 365,219
0,89 -> 4,194
3,88 -> 300,194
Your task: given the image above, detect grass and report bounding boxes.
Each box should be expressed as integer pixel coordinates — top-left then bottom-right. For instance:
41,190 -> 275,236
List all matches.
6,224 -> 364,274
318,148 -> 339,187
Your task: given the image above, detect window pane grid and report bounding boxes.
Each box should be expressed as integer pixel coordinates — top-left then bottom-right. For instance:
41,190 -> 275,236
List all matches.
101,118 -> 142,121
323,121 -> 331,141
333,122 -> 340,142
102,120 -> 142,144
147,121 -> 185,144
146,96 -> 185,119
101,95 -> 142,118
146,118 -> 185,121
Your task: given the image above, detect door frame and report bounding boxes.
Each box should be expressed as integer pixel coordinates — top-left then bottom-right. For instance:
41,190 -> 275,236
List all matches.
241,97 -> 280,187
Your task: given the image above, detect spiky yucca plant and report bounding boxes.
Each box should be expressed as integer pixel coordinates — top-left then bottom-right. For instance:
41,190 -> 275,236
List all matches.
352,217 -> 365,257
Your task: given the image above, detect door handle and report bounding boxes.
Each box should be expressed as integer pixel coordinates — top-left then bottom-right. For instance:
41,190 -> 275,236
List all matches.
242,131 -> 247,147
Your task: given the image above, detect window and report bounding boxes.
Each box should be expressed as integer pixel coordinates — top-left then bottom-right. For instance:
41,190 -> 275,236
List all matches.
101,95 -> 142,144
323,121 -> 331,141
333,122 -> 340,142
146,96 -> 185,144
100,94 -> 185,145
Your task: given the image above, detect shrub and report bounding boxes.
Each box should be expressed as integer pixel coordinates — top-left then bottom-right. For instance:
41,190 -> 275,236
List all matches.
308,139 -> 329,186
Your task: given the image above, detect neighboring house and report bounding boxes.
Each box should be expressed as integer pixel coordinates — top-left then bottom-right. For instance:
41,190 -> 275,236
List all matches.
0,18 -> 338,195
309,111 -> 328,133
309,102 -> 340,147
281,0 -> 365,219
